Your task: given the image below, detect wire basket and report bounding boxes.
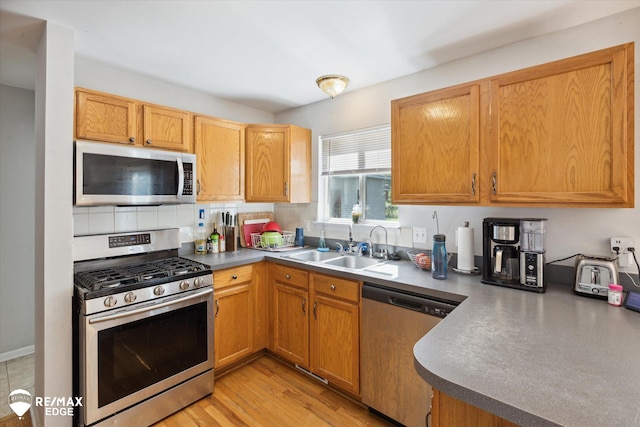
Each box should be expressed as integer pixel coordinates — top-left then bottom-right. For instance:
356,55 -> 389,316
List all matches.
407,250 -> 432,270
251,231 -> 296,250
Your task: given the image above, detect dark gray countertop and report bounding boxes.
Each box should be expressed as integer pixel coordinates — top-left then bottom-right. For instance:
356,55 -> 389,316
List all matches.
185,248 -> 640,427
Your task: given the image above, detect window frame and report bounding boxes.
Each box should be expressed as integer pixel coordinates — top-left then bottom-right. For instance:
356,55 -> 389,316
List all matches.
317,125 -> 398,226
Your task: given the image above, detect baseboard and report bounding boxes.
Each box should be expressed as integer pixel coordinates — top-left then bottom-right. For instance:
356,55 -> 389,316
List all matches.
0,345 -> 34,363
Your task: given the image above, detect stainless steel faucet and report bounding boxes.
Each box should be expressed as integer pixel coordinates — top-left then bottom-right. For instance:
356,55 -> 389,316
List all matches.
369,225 -> 389,260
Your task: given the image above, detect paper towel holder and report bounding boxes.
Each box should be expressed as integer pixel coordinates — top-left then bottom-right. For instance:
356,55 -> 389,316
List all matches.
454,221 -> 480,275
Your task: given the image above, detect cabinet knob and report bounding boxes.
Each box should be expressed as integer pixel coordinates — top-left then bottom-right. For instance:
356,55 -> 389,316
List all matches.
232,275 -> 238,280
330,284 -> 336,290
286,274 -> 291,279
129,137 -> 136,143
146,139 -> 152,145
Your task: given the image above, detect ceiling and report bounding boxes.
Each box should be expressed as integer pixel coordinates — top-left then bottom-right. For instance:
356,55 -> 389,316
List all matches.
1,1 -> 639,113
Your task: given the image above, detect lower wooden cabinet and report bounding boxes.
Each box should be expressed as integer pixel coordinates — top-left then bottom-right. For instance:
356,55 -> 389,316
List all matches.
431,388 -> 519,427
310,273 -> 360,395
269,264 -> 361,395
214,263 -> 267,370
270,264 -> 310,367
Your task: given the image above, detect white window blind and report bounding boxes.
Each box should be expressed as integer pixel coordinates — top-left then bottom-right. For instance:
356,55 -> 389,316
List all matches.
321,125 -> 391,176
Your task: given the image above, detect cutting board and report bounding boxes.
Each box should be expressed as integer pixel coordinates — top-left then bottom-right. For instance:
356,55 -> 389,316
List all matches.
237,212 -> 273,247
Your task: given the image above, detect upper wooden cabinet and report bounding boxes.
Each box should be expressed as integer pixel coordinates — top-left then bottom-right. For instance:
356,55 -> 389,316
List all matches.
75,88 -> 193,153
75,89 -> 137,144
392,83 -> 481,204
142,104 -> 191,152
245,124 -> 311,203
391,43 -> 634,207
486,43 -> 634,207
194,115 -> 246,201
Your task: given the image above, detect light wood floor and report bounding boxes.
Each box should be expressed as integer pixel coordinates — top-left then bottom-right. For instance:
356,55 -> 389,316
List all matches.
153,356 -> 394,427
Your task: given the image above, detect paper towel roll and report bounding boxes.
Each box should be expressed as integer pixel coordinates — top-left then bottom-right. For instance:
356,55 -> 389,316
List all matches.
456,225 -> 475,271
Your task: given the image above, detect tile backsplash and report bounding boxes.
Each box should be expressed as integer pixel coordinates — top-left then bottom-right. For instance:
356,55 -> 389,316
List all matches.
73,202 -> 275,243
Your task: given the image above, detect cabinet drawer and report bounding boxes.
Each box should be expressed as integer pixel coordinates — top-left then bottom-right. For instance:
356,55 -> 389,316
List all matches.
215,264 -> 253,289
271,264 -> 308,289
312,273 -> 360,303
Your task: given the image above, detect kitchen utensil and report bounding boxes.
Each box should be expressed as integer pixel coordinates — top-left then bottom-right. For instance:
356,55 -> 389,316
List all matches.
574,254 -> 619,299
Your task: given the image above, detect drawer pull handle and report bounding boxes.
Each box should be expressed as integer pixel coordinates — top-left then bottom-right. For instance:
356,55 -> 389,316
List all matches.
302,298 -> 306,315
215,299 -> 219,317
232,275 -> 238,280
330,284 -> 336,290
313,302 -> 317,319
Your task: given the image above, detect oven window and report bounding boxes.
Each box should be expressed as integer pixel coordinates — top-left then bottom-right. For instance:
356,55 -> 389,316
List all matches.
97,301 -> 208,408
83,153 -> 179,196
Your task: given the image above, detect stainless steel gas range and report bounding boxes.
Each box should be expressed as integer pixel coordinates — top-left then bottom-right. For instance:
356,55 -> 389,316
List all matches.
72,228 -> 214,427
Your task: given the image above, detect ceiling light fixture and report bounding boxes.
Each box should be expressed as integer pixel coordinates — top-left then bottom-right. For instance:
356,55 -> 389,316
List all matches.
316,74 -> 350,98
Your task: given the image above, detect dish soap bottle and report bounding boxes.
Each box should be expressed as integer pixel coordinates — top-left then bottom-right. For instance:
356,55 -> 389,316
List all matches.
194,222 -> 207,254
432,234 -> 448,280
318,230 -> 328,250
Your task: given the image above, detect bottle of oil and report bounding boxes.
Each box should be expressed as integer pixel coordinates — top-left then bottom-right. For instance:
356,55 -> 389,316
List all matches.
210,223 -> 220,254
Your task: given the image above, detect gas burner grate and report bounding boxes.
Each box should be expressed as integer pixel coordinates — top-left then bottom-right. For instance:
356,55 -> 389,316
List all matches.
149,257 -> 209,276
75,257 -> 210,292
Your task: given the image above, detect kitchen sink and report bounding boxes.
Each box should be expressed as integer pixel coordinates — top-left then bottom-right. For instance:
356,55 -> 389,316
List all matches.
285,250 -> 342,263
322,255 -> 384,270
284,250 -> 387,272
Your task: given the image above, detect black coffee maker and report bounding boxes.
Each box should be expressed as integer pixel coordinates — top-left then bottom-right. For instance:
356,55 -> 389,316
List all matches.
482,218 -> 521,287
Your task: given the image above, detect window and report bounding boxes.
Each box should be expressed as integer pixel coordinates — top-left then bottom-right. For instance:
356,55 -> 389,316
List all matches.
319,125 -> 397,223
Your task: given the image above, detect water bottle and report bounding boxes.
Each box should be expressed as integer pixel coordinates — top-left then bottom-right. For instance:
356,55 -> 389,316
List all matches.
194,222 -> 207,254
432,234 -> 448,280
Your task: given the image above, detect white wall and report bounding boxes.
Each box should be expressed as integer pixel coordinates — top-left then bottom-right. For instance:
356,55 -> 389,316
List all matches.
34,20 -> 74,427
275,8 -> 640,275
0,85 -> 35,359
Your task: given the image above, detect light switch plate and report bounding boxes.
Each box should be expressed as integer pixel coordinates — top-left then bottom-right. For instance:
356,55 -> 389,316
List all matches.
413,227 -> 427,244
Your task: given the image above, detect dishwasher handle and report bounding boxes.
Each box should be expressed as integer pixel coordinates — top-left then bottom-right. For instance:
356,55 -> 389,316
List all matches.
389,296 -> 423,312
363,283 -> 457,318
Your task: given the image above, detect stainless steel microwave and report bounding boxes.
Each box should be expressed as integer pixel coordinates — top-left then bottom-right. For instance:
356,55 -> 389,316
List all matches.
74,140 -> 196,206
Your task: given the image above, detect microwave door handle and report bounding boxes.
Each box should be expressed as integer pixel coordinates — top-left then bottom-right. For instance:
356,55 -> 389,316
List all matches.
176,158 -> 185,196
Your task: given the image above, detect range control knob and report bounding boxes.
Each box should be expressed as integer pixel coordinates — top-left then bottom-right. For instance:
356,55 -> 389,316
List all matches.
104,296 -> 117,308
153,286 -> 165,296
179,280 -> 190,291
194,277 -> 204,288
124,292 -> 137,303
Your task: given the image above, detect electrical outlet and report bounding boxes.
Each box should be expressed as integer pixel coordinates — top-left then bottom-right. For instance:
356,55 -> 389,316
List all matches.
413,227 -> 427,244
611,237 -> 635,268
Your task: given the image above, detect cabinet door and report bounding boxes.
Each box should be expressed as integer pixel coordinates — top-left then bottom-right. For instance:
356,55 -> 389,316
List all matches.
487,43 -> 633,207
214,283 -> 253,369
310,293 -> 360,395
142,104 -> 192,152
431,388 -> 519,427
194,116 -> 245,201
245,126 -> 290,202
392,83 -> 481,204
75,90 -> 137,144
272,282 -> 309,367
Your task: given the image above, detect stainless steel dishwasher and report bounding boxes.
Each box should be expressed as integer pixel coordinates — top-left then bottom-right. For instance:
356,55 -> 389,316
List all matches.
361,283 -> 457,427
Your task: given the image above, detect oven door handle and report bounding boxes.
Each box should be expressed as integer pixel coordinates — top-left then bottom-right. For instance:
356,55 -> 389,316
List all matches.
88,288 -> 212,324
